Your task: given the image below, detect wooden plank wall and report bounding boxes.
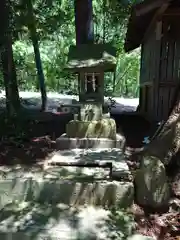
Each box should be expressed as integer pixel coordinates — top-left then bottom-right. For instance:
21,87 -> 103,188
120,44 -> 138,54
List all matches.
139,14 -> 180,122
139,26 -> 157,119
156,15 -> 180,121
140,32 -> 156,85
157,87 -> 175,120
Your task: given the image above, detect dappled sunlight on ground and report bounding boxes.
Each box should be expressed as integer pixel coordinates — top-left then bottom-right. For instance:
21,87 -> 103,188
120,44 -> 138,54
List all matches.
0,203 -> 109,239
0,201 -> 134,239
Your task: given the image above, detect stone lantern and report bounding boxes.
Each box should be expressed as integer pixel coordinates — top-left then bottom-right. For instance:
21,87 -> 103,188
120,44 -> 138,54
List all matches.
56,43 -> 124,149
66,43 -> 116,120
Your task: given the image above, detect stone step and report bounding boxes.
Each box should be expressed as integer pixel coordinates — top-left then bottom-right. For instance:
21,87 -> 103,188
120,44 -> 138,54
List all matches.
0,148 -> 135,239
44,148 -> 130,179
0,149 -> 133,209
0,178 -> 133,209
0,148 -> 131,181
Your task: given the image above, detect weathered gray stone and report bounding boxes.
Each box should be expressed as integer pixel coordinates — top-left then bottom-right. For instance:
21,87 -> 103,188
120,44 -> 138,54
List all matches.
0,149 -> 133,208
0,148 -> 130,181
45,148 -> 130,179
0,178 -> 133,209
56,133 -> 124,150
66,118 -> 117,139
135,155 -> 170,209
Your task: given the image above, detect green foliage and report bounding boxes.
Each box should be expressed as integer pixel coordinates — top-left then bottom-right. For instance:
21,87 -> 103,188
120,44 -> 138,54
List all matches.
9,0 -> 140,97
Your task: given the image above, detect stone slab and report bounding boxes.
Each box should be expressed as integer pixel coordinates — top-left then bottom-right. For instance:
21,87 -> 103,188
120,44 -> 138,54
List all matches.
45,148 -> 130,180
0,178 -> 133,209
0,148 -> 131,181
56,136 -> 124,149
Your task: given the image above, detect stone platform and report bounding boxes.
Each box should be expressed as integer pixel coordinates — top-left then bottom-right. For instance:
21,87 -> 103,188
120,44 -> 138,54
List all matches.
0,148 -> 134,239
0,149 -> 132,209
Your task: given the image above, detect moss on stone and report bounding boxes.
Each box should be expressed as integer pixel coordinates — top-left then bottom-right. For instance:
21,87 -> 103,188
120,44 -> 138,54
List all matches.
66,118 -> 116,139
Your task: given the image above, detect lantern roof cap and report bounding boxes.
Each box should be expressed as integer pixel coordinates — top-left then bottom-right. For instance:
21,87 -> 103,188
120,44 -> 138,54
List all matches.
66,43 -> 117,72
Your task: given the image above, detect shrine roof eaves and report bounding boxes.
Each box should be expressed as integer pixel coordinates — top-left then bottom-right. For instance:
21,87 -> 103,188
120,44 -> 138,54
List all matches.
124,0 -> 172,52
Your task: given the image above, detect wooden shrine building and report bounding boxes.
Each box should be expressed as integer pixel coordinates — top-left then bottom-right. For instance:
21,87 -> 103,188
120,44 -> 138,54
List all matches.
125,0 -> 180,122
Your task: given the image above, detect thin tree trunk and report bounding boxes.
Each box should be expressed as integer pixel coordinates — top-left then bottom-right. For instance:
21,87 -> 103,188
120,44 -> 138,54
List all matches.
31,34 -> 47,111
26,0 -> 47,111
1,36 -> 21,116
103,0 -> 106,43
1,42 -> 20,115
124,78 -> 129,96
0,0 -> 20,117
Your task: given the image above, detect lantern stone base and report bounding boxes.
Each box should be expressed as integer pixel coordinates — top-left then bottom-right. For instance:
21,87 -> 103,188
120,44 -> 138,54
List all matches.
56,134 -> 124,150
56,118 -> 125,150
66,118 -> 116,139
56,136 -> 124,150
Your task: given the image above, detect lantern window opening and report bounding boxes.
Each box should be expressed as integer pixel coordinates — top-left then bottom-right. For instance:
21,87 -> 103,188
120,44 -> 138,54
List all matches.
84,72 -> 100,94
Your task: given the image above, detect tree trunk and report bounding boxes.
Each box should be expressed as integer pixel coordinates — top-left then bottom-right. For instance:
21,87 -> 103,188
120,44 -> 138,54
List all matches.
0,0 -> 20,117
1,36 -> 21,116
26,0 -> 47,111
74,0 -> 94,45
